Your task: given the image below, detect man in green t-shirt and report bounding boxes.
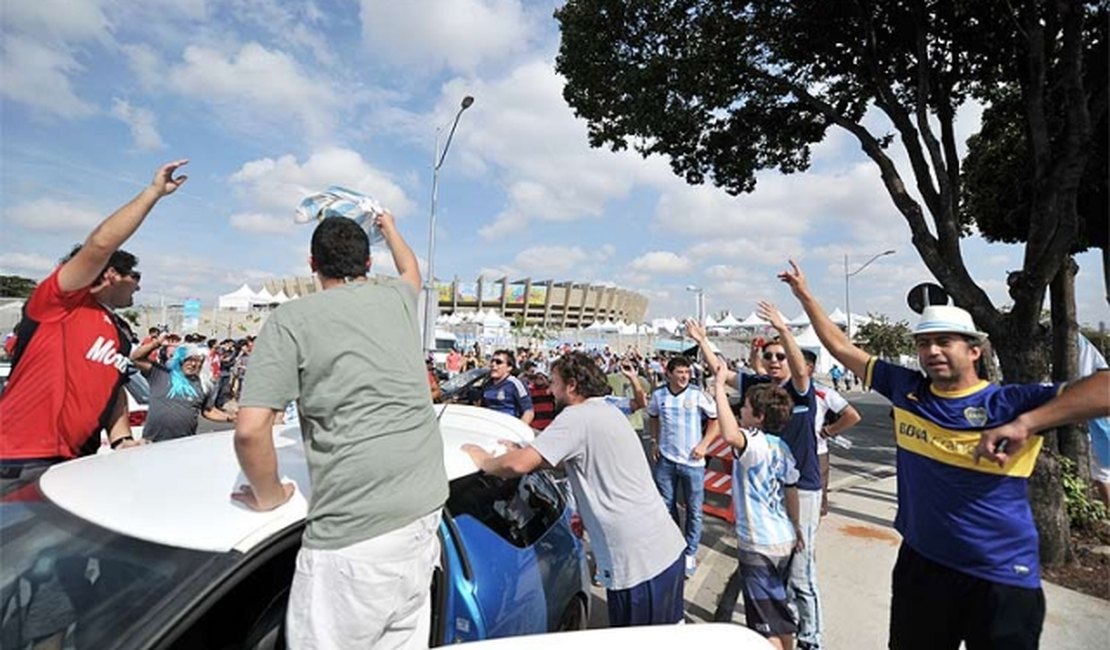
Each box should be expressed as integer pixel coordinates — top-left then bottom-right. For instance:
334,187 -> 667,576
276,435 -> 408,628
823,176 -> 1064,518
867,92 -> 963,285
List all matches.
232,213 -> 447,649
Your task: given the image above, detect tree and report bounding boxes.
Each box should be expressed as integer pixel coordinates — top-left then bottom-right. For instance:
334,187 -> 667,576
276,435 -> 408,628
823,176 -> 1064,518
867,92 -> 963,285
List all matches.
555,0 -> 1107,565
0,275 -> 37,298
855,313 -> 913,360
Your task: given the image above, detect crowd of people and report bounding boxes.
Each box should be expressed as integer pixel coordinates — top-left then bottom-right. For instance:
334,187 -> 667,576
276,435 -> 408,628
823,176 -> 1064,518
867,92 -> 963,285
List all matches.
0,159 -> 1108,650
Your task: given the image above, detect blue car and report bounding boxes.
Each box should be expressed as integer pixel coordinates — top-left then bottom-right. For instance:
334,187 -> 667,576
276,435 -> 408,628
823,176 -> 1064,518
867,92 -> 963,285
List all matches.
0,405 -> 590,648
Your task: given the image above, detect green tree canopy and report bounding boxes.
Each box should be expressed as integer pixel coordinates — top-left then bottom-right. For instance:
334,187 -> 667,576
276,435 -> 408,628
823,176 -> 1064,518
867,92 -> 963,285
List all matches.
555,0 -> 1107,380
0,275 -> 37,298
855,313 -> 913,360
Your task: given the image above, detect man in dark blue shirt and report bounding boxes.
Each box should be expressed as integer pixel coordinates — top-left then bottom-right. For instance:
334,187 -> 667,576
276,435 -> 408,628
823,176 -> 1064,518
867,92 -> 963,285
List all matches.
481,349 -> 534,426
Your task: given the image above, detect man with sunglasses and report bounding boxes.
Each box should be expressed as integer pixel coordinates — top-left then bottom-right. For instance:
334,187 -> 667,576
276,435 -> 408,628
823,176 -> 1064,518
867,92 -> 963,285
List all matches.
481,349 -> 535,426
686,300 -> 824,650
0,160 -> 188,480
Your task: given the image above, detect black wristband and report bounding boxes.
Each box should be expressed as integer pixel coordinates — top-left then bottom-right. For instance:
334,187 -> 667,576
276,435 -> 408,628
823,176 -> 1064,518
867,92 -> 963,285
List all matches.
110,436 -> 133,450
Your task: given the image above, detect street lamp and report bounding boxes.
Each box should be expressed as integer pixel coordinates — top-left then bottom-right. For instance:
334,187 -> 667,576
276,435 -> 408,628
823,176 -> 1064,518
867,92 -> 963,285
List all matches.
685,285 -> 706,327
844,249 -> 895,341
424,95 -> 475,352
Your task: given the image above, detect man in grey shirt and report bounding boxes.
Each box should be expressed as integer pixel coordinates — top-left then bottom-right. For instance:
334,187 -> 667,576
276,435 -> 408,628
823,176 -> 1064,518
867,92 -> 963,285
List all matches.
465,351 -> 686,626
232,213 -> 447,649
129,338 -> 235,441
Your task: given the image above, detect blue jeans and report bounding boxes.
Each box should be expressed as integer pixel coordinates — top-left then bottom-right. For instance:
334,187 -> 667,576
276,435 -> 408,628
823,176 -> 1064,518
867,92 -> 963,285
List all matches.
789,489 -> 823,647
653,456 -> 704,557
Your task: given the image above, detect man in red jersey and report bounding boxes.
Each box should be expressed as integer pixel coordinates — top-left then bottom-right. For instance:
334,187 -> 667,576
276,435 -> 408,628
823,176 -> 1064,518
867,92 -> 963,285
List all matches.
0,159 -> 189,491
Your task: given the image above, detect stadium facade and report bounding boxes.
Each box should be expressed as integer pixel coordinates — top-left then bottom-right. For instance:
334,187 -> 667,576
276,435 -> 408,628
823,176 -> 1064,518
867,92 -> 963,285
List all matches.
264,276 -> 649,329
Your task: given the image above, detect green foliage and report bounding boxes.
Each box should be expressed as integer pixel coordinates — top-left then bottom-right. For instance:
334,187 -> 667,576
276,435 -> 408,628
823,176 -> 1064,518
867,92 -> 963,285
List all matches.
961,87 -> 1107,251
855,313 -> 913,360
1060,456 -> 1109,531
119,309 -> 141,327
0,275 -> 37,298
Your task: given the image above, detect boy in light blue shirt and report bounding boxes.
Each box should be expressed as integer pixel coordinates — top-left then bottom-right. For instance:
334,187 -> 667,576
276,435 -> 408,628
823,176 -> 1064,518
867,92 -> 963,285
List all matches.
711,371 -> 801,648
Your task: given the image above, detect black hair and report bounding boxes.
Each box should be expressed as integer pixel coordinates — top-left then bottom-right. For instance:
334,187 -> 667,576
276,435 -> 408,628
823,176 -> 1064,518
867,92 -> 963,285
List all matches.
64,244 -> 138,284
310,217 -> 369,280
492,349 -> 516,369
745,384 -> 794,433
801,349 -> 817,365
666,355 -> 692,373
550,351 -> 610,398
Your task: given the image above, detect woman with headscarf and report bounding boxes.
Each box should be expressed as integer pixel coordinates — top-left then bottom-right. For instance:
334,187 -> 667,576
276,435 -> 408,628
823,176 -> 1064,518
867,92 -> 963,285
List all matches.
130,335 -> 236,442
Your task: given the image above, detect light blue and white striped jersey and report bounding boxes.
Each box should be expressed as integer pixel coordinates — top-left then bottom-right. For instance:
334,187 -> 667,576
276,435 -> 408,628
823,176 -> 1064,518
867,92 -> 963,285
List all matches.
646,385 -> 717,467
604,395 -> 634,416
732,430 -> 800,554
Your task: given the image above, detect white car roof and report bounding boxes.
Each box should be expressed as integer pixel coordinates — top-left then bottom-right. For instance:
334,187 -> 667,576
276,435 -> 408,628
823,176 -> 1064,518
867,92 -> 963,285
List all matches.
39,405 -> 534,554
458,624 -> 771,648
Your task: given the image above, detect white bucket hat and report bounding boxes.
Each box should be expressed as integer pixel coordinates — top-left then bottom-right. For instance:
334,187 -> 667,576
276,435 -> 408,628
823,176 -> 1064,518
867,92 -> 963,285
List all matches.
912,305 -> 988,342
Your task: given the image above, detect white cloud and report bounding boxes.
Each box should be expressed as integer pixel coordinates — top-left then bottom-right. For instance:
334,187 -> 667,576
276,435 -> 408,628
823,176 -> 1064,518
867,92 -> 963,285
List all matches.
6,198 -> 103,232
430,60 -> 672,240
628,251 -> 692,274
2,0 -> 112,44
0,252 -> 56,274
110,99 -> 165,150
511,245 -> 592,276
359,0 -> 532,73
0,35 -> 97,119
227,148 -> 415,233
168,43 -> 340,138
228,212 -> 295,235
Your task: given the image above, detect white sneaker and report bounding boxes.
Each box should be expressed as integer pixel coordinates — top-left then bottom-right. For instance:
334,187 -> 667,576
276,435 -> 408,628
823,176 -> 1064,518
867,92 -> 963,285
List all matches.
684,554 -> 697,578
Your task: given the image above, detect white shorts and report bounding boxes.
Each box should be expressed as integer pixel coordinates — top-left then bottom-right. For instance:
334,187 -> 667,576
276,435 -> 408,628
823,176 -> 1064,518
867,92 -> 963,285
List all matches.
286,510 -> 442,650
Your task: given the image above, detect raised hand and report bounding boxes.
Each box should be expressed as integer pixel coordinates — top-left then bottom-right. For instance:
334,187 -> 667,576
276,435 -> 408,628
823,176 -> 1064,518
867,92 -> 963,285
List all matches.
151,159 -> 189,197
777,259 -> 809,298
685,318 -> 707,343
757,300 -> 788,332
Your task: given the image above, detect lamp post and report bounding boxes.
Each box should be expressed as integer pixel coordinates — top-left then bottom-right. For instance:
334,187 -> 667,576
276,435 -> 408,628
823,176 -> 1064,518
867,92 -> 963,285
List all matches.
844,249 -> 895,341
685,285 -> 706,327
424,95 -> 474,352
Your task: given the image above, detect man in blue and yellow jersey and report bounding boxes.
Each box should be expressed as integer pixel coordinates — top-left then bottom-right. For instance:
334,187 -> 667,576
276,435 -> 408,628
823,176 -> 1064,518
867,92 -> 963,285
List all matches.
778,260 -> 1109,650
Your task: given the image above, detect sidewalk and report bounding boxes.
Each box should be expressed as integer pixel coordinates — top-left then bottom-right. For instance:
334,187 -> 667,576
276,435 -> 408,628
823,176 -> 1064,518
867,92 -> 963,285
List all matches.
588,472 -> 1110,648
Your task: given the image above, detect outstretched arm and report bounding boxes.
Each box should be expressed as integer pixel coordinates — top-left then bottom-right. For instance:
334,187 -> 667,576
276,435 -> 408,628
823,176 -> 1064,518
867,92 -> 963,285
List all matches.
375,211 -> 421,292
59,160 -> 188,293
758,300 -> 810,395
711,369 -> 747,452
975,371 -> 1110,467
686,319 -> 736,383
778,260 -> 871,381
233,406 -> 295,510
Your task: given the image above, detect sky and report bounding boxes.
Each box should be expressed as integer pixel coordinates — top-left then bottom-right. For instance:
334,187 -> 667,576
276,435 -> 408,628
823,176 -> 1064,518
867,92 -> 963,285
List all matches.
2,0 -> 1107,329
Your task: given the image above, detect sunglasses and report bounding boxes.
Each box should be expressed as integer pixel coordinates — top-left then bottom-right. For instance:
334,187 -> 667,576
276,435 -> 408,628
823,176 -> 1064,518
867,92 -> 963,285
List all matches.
116,268 -> 141,282
489,358 -> 507,366
762,352 -> 787,361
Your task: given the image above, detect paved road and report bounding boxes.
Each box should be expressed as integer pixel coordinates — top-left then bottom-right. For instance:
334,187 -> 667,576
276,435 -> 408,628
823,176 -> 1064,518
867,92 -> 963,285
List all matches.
826,390 -> 897,490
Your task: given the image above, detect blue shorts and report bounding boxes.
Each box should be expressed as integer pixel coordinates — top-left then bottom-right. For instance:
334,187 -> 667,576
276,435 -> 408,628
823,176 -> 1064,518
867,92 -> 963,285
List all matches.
737,548 -> 796,637
606,553 -> 685,626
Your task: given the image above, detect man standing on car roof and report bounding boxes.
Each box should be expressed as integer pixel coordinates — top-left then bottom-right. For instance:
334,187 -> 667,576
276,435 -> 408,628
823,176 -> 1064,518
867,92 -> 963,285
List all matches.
0,160 -> 189,489
463,351 -> 687,627
232,213 -> 447,650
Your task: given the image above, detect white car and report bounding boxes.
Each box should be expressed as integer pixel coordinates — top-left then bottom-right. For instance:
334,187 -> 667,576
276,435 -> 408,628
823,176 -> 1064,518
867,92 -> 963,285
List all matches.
1,405 -> 591,648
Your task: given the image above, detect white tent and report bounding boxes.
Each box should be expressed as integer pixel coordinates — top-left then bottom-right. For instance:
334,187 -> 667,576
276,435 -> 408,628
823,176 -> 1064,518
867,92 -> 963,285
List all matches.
827,308 -> 848,326
738,312 -> 768,328
218,284 -> 260,311
704,314 -> 719,327
717,312 -> 742,328
787,311 -> 811,327
271,290 -> 292,304
794,325 -> 836,375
